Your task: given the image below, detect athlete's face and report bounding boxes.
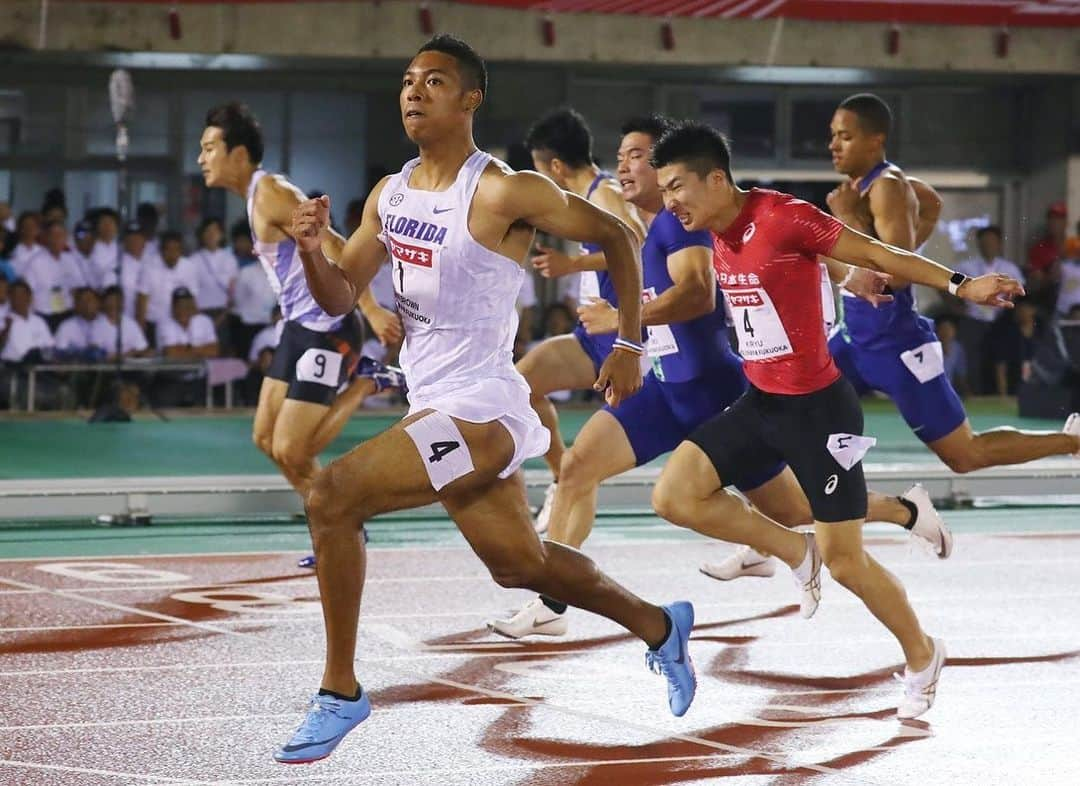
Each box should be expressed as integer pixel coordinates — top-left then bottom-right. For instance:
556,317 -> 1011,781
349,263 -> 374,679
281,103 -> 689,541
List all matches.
829,109 -> 883,177
656,163 -> 726,232
616,132 -> 660,209
198,126 -> 241,188
400,51 -> 481,143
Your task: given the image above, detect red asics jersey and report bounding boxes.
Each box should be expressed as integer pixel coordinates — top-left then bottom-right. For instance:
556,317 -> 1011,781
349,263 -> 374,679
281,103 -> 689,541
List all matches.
712,189 -> 844,395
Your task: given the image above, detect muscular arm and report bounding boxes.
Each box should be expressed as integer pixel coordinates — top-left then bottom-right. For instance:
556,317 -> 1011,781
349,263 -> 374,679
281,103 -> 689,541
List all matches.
496,171 -> 642,341
642,246 -> 715,325
866,177 -> 918,289
296,178 -> 391,318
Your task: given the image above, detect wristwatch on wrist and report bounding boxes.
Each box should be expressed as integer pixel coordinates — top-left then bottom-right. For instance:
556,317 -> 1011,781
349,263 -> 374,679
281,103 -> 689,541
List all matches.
947,271 -> 968,296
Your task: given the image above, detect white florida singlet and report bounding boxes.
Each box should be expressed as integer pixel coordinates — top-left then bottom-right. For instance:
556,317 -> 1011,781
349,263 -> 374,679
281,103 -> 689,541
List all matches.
377,150 -> 550,473
246,170 -> 343,332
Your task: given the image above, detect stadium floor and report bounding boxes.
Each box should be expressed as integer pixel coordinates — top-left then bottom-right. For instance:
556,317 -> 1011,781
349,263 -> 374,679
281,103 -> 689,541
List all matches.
2,400 -> 1078,784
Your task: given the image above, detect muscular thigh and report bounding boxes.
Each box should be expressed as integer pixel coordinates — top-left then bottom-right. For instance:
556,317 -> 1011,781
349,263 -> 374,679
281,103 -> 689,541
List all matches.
319,409 -> 520,519
441,471 -> 543,568
516,334 -> 599,396
274,397 -> 332,453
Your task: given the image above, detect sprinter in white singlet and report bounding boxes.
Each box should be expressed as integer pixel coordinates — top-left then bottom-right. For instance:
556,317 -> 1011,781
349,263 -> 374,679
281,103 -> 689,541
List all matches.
271,36 -> 698,765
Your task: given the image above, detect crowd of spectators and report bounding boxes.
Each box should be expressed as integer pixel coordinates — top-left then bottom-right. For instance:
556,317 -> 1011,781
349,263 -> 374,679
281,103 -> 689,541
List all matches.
935,201 -> 1080,415
2,186 -> 1076,414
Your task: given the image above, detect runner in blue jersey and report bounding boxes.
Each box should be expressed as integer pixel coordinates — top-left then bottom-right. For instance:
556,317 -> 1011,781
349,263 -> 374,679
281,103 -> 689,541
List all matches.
490,115 -> 949,638
824,94 -> 1079,476
515,108 -> 648,533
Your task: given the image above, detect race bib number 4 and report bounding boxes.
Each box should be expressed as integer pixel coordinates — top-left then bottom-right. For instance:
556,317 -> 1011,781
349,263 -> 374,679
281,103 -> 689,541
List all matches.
388,235 -> 439,327
296,348 -> 343,387
726,288 -> 793,360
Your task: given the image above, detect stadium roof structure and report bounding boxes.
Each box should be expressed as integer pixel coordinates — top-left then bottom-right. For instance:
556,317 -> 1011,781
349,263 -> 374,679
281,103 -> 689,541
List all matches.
453,0 -> 1080,27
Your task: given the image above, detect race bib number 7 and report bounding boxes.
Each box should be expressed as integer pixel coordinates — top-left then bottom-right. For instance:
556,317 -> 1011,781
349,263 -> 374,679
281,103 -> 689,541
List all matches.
726,288 -> 793,360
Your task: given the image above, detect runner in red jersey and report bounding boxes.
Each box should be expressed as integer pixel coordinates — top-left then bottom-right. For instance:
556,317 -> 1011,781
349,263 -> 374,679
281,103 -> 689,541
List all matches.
648,121 -> 1023,721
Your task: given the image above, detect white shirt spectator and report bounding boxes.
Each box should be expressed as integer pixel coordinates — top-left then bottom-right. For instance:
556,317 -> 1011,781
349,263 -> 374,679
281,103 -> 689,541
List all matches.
1,312 -> 54,362
247,320 -> 284,363
55,315 -> 98,352
68,250 -> 101,290
1057,259 -> 1080,316
156,313 -> 216,351
956,255 -> 1025,322
0,302 -> 9,321
11,242 -> 42,278
23,249 -> 79,315
232,262 -> 277,325
101,251 -> 159,318
91,313 -> 149,355
91,240 -> 121,284
191,247 -> 239,310
140,256 -> 201,325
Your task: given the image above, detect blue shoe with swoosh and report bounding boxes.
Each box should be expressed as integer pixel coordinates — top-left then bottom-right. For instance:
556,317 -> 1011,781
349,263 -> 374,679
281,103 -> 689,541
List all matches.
274,691 -> 372,764
645,601 -> 696,717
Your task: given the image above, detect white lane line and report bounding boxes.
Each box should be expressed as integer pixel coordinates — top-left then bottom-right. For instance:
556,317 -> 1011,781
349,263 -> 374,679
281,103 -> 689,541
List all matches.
0,759 -> 206,784
0,576 -> 239,638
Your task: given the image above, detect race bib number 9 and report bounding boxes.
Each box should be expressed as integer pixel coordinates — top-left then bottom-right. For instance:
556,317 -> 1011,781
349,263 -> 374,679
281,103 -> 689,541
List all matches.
296,348 -> 343,387
726,288 -> 793,360
900,341 -> 946,383
388,236 -> 440,327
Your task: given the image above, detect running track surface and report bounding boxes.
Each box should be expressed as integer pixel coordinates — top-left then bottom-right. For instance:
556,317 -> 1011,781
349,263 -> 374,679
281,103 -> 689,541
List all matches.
2,515 -> 1079,785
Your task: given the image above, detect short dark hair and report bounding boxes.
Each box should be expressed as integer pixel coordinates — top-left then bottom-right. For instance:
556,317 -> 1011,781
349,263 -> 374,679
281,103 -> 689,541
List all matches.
976,225 -> 1002,241
16,211 -> 39,233
90,207 -> 120,228
526,108 -> 593,169
197,217 -> 224,240
651,121 -> 734,182
838,93 -> 893,138
230,219 -> 252,241
102,285 -> 123,300
416,34 -> 488,97
11,278 -> 31,295
620,114 -> 674,143
160,230 -> 183,248
205,102 -> 265,166
42,219 -> 66,234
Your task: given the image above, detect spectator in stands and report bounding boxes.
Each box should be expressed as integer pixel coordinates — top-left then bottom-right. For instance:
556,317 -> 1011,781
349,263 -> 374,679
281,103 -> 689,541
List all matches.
41,188 -> 68,227
92,285 -> 150,360
0,201 -> 13,233
230,220 -> 275,359
191,217 -> 238,323
90,207 -> 121,284
988,298 -> 1041,397
136,202 -> 161,257
103,221 -> 156,320
55,287 -> 103,358
0,242 -> 12,285
1027,202 -> 1068,312
154,287 -> 218,406
138,230 -> 199,345
11,211 -> 42,278
540,301 -> 575,340
24,220 -> 79,331
0,277 -> 9,320
957,226 -> 1025,322
157,287 -> 218,359
1056,251 -> 1080,317
936,316 -> 968,398
69,220 -> 101,290
0,280 -> 54,363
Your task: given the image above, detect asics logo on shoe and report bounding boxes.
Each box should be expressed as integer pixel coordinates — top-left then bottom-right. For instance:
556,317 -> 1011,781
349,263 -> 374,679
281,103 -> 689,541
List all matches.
824,474 -> 838,495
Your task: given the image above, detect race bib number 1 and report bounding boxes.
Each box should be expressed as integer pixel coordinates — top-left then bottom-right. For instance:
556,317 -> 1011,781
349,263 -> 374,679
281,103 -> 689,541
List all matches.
726,288 -> 793,360
388,236 -> 439,327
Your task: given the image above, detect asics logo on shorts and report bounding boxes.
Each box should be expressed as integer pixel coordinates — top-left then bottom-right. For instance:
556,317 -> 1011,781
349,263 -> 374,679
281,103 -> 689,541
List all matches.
824,474 -> 839,495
